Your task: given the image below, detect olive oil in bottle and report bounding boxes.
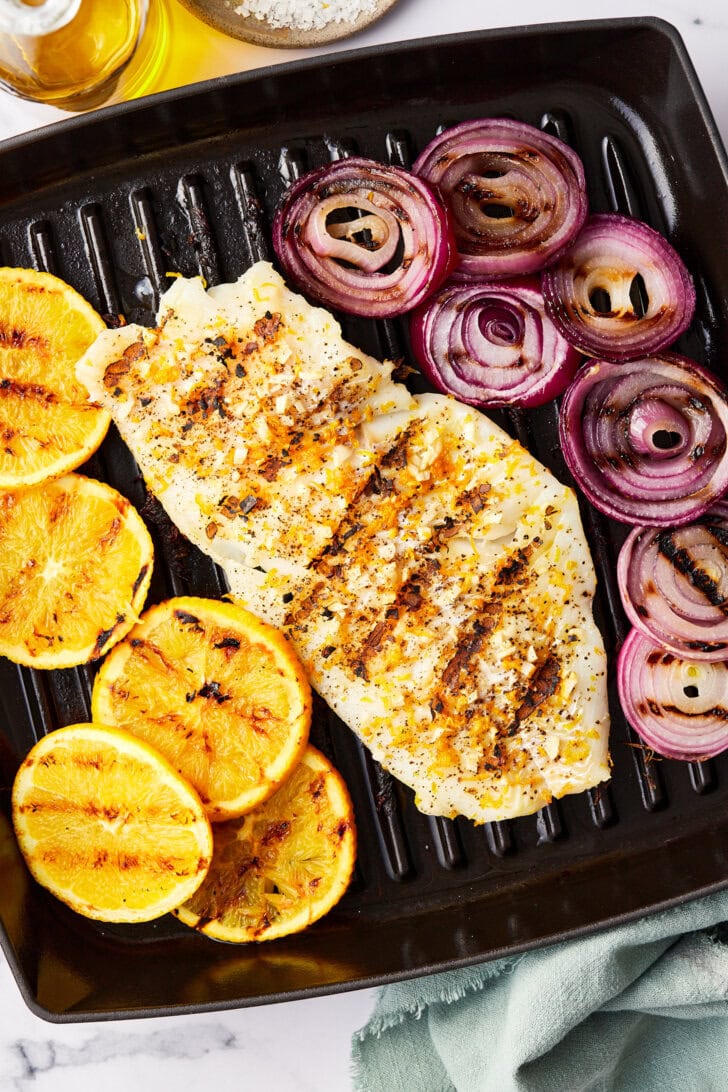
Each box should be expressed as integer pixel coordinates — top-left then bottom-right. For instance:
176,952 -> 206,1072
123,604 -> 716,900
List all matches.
0,0 -> 170,109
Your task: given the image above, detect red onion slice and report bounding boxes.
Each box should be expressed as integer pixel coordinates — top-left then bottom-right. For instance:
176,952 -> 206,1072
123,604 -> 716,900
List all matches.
617,628 -> 728,760
542,213 -> 696,361
617,503 -> 728,660
409,277 -> 582,407
272,157 -> 457,318
412,118 -> 587,278
559,353 -> 728,526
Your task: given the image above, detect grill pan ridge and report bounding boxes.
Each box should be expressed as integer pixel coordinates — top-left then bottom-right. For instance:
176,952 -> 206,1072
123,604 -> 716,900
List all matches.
2,18 -> 728,1021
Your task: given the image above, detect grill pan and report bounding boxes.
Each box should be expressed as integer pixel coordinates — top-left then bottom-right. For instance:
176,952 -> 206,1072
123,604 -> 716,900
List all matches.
2,16 -> 728,1022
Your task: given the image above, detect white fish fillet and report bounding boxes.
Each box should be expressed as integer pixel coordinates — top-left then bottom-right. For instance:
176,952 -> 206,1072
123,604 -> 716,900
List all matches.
77,262 -> 610,823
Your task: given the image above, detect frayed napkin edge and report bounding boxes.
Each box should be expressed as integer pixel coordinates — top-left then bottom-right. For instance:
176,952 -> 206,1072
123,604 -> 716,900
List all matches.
354,955 -> 525,1042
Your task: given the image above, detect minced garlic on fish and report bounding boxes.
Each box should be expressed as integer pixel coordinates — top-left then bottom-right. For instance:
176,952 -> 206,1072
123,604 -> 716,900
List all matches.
76,262 -> 610,824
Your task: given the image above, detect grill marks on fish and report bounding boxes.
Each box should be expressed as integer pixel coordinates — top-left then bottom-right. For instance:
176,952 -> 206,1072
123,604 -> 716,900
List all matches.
437,547 -> 537,697
426,548 -> 564,767
285,409 -> 561,746
351,563 -> 440,681
246,375 -> 372,493
325,417 -> 487,563
311,426 -> 420,570
102,337 -> 147,395
286,418 -> 473,644
508,654 -> 561,733
284,424 -> 426,633
204,361 -> 393,536
440,615 -> 493,692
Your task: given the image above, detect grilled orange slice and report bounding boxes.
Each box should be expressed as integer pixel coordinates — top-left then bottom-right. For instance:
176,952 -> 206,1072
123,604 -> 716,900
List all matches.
11,723 -> 213,923
0,473 -> 153,668
0,267 -> 110,489
173,745 -> 356,942
92,596 -> 311,822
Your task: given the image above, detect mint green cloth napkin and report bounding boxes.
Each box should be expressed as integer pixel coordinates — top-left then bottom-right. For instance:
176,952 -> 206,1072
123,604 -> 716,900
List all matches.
352,889 -> 728,1092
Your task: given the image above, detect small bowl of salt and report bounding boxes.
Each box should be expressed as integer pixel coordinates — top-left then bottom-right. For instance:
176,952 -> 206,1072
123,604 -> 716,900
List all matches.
177,0 -> 401,47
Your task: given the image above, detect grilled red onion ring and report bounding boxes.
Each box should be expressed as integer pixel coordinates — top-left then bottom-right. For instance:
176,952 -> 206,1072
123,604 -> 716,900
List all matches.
559,353 -> 728,526
542,213 -> 696,361
412,118 -> 587,278
409,277 -> 581,407
617,628 -> 728,760
617,504 -> 728,660
272,157 -> 457,318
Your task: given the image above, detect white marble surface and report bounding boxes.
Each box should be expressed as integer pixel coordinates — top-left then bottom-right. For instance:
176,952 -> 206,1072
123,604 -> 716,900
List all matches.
0,978 -> 375,1090
1,1 -> 728,1089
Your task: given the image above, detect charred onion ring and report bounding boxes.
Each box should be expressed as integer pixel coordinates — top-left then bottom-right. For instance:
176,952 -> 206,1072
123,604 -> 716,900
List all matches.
409,277 -> 581,407
542,213 -> 696,361
412,117 -> 588,278
617,628 -> 728,760
559,353 -> 728,526
272,157 -> 457,318
617,504 -> 728,661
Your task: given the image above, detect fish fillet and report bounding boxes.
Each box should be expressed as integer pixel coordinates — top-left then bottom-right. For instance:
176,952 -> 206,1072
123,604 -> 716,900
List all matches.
77,262 -> 610,823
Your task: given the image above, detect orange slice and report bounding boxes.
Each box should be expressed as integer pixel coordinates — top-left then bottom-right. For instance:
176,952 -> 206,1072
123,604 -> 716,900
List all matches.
11,723 -> 213,923
173,745 -> 356,942
0,473 -> 153,668
0,267 -> 110,489
91,596 -> 311,821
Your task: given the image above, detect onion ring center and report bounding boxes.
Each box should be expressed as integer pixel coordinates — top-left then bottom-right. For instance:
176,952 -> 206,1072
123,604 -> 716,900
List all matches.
665,658 -> 725,713
625,399 -> 691,459
476,303 -> 524,346
309,195 -> 400,273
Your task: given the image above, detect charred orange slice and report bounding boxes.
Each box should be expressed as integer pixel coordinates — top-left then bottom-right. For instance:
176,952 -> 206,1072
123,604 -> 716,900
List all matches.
11,723 -> 213,923
91,596 -> 311,822
0,473 -> 153,668
0,267 -> 110,489
173,745 -> 356,942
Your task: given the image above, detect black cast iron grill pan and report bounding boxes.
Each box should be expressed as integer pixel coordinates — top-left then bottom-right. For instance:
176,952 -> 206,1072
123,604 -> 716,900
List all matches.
1,17 -> 728,1021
